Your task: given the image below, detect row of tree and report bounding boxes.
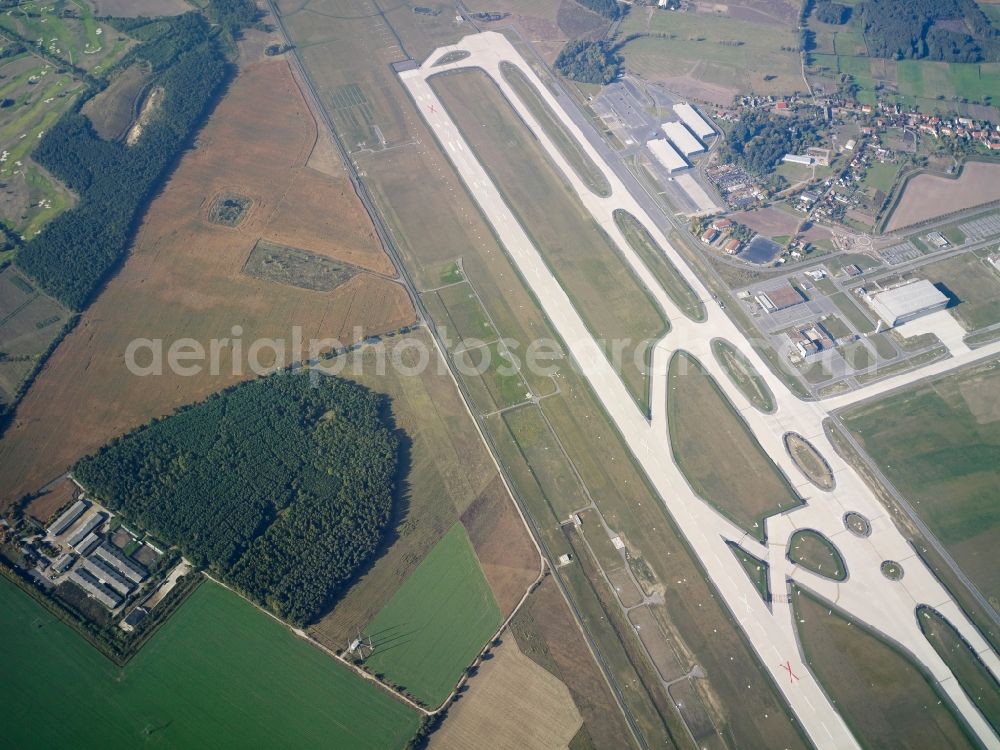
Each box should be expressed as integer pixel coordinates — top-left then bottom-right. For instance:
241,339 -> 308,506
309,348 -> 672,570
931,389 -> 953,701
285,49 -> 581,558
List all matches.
74,371 -> 399,626
12,4 -> 247,310
574,0 -> 623,20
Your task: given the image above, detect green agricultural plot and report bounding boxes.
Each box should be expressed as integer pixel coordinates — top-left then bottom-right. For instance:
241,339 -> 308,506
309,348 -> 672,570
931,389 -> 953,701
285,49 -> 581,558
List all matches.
841,361 -> 1000,610
711,338 -> 775,413
432,68 -> 668,412
794,588 -> 977,750
0,577 -> 419,749
614,209 -> 705,322
500,62 -> 610,197
363,523 -> 502,707
667,352 -> 801,540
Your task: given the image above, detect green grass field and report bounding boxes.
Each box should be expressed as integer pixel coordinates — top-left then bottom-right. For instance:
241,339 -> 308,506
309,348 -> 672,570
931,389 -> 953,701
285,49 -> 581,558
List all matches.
841,360 -> 1000,610
788,529 -> 846,581
794,588 -> 977,750
0,577 -> 419,748
668,352 -> 801,540
710,337 -> 776,413
619,10 -> 804,97
500,61 -> 611,198
920,252 -> 1000,331
614,209 -> 706,322
363,523 -> 502,707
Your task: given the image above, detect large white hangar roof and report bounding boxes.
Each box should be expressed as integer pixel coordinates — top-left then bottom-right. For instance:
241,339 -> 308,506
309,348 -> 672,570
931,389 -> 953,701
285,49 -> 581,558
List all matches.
661,121 -> 704,156
673,102 -> 715,140
647,137 -> 688,172
868,280 -> 949,326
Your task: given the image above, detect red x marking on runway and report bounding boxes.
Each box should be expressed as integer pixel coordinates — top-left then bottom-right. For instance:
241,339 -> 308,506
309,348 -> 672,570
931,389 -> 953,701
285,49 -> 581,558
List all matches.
427,104 -> 437,114
780,660 -> 800,683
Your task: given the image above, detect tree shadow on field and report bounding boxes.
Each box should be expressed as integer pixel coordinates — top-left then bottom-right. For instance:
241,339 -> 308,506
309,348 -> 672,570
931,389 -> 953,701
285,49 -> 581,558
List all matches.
310,393 -> 414,624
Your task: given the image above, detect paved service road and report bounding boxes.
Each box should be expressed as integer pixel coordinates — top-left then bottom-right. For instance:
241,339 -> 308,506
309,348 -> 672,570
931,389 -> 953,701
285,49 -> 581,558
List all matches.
401,33 -> 1000,750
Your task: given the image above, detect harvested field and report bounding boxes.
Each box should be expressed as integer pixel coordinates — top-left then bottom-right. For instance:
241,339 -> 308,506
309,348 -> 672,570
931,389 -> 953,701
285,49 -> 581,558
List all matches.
667,352 -> 802,539
22,475 -> 75,524
510,575 -> 637,750
429,634 -> 583,750
0,59 -> 413,507
81,63 -> 148,140
886,162 -> 1000,232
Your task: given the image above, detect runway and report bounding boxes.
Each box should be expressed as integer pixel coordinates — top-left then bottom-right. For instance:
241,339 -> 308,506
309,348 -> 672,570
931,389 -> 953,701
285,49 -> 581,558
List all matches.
401,33 -> 1000,749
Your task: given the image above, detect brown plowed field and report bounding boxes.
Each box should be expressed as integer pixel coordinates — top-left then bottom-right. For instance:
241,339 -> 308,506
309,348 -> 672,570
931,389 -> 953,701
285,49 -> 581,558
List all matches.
0,59 -> 413,507
461,474 -> 540,615
885,161 -> 1000,231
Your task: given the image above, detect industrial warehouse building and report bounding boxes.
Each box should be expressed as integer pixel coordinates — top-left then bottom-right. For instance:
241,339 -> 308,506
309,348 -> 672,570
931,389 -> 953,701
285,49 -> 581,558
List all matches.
647,137 -> 688,172
47,499 -> 89,537
673,103 -> 715,140
661,121 -> 704,156
865,280 -> 949,326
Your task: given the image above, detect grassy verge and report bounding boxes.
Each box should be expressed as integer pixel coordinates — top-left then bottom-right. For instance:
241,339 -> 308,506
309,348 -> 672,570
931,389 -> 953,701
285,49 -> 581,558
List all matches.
918,605 -> 1000,733
793,586 -> 978,750
726,541 -> 770,603
667,352 -> 802,541
787,530 -> 846,581
431,68 -> 668,414
500,61 -> 611,198
711,337 -> 776,413
614,209 -> 706,322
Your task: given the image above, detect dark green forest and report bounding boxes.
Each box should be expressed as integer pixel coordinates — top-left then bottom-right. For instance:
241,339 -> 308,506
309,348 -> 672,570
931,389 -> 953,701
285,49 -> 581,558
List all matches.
12,2 -> 255,310
720,110 -> 823,177
573,0 -> 622,20
555,39 -> 622,85
73,371 -> 399,626
857,0 -> 1000,63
